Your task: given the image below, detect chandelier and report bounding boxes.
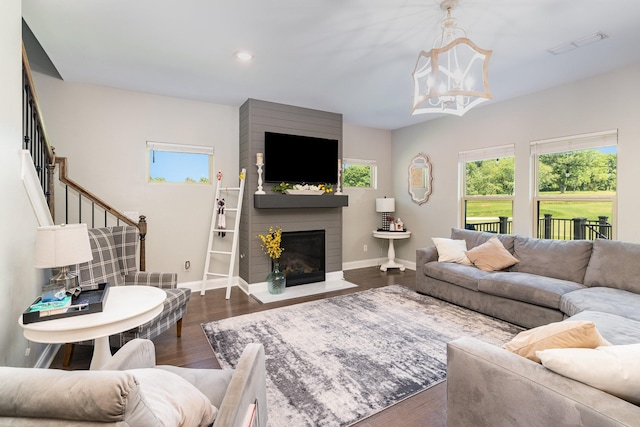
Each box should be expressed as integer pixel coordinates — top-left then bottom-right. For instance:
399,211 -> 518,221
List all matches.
411,0 -> 492,116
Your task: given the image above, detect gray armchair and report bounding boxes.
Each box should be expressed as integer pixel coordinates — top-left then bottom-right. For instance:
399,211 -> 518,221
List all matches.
0,339 -> 268,427
64,225 -> 191,364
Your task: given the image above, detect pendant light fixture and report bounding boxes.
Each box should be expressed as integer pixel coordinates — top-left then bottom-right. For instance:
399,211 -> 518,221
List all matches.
411,0 -> 492,116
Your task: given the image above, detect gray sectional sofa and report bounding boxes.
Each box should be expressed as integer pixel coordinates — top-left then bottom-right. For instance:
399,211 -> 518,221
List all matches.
416,228 -> 640,426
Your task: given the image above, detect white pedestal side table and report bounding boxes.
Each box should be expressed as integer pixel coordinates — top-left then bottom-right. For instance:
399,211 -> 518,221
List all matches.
19,285 -> 166,369
373,230 -> 411,271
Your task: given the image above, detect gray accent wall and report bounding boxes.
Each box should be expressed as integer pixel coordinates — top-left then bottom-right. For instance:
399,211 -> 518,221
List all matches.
239,99 -> 344,285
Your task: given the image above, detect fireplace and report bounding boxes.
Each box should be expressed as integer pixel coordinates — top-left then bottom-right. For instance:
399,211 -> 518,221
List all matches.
277,230 -> 326,286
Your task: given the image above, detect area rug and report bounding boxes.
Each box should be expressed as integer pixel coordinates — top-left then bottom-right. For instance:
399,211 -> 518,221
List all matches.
202,285 -> 523,427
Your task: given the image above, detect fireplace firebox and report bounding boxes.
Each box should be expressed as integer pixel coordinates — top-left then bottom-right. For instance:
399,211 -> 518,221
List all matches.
276,230 -> 326,286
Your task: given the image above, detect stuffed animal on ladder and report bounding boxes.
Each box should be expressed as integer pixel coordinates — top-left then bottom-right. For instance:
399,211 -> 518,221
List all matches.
217,198 -> 226,237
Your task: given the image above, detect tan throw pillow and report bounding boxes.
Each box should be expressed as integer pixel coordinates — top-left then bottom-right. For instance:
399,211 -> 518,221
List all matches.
502,320 -> 610,363
465,236 -> 519,271
536,344 -> 640,404
431,238 -> 472,265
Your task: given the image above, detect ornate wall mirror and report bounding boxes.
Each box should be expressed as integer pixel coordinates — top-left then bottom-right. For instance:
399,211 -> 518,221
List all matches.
408,153 -> 433,205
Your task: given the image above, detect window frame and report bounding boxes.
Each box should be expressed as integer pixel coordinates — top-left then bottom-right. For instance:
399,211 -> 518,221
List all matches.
459,144 -> 515,232
530,129 -> 618,240
146,141 -> 215,185
342,157 -> 377,189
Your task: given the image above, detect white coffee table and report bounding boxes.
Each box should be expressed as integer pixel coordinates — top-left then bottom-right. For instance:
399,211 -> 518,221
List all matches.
19,285 -> 166,369
373,230 -> 411,271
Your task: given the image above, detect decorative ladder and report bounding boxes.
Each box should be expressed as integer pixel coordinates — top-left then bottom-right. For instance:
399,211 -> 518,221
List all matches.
201,168 -> 246,299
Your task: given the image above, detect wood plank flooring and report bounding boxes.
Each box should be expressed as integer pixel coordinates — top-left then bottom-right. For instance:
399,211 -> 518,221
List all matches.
50,267 -> 446,427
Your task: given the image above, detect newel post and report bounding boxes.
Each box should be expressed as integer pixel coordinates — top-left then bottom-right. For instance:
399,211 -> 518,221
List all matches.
138,215 -> 147,271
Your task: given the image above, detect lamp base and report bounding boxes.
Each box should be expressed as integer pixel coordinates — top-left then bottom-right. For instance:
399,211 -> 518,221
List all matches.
43,266 -> 80,301
381,212 -> 393,231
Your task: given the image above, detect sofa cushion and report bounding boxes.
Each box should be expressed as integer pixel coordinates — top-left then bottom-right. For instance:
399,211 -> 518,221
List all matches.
451,227 -> 516,253
583,239 -> 640,293
537,344 -> 640,404
510,236 -> 592,283
0,368 -> 140,422
567,311 -> 640,345
478,272 -> 584,310
158,365 -> 234,408
432,238 -> 472,265
423,261 -> 490,291
560,287 -> 640,322
465,236 -> 520,271
502,320 -> 609,363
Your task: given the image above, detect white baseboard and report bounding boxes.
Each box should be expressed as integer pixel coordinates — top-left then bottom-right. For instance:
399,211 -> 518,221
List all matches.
178,261 -> 416,296
39,344 -> 61,368
342,258 -> 415,271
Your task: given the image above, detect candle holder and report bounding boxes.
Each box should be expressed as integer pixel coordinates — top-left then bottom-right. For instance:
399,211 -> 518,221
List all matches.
335,168 -> 342,195
255,163 -> 266,194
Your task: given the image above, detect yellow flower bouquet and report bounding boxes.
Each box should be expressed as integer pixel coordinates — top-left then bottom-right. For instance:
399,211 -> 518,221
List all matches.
257,226 -> 284,260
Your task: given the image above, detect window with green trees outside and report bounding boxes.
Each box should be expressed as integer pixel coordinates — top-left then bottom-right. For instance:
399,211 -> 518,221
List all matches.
342,158 -> 376,189
532,130 -> 617,240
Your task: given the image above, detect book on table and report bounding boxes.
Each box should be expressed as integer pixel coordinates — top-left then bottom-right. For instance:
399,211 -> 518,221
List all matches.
22,283 -> 110,324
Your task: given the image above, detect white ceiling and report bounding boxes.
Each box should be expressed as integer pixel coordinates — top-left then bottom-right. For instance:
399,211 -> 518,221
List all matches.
21,0 -> 640,130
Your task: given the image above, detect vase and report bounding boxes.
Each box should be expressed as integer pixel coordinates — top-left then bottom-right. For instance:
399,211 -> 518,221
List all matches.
267,261 -> 286,294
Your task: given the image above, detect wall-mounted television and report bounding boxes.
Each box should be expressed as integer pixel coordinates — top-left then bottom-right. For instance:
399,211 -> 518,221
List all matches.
264,132 -> 339,184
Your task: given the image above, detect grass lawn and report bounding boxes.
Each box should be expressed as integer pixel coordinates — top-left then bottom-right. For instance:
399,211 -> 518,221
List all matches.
466,196 -> 614,222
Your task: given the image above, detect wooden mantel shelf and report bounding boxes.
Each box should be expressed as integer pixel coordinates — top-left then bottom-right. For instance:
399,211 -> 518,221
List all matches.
254,194 -> 348,209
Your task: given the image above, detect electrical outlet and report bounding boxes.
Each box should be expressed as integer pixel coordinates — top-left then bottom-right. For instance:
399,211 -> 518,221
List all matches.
363,244 -> 368,252
183,261 -> 191,272
25,347 -> 30,357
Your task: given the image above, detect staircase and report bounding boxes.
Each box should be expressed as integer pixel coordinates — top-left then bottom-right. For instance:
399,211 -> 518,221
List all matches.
21,44 -> 148,269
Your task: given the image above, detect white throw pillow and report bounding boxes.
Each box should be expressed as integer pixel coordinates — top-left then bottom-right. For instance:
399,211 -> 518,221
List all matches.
536,344 -> 640,404
129,368 -> 218,426
431,238 -> 472,265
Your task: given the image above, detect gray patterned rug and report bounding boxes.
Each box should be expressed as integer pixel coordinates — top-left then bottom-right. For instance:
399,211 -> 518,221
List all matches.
202,285 -> 523,427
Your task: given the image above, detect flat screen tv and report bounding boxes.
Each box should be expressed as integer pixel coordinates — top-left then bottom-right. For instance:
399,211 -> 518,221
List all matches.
264,132 -> 339,184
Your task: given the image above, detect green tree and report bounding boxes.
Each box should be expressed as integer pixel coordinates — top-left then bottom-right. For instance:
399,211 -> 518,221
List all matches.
343,165 -> 371,187
538,150 -> 616,193
149,176 -> 166,182
465,158 -> 514,195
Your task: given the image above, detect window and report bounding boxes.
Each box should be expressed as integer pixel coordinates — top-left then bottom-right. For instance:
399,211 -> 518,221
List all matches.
459,145 -> 515,234
342,158 -> 377,189
147,141 -> 214,184
531,130 -> 617,240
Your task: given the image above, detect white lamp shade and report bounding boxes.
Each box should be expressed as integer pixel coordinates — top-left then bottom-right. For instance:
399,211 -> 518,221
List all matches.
35,224 -> 93,268
376,197 -> 395,213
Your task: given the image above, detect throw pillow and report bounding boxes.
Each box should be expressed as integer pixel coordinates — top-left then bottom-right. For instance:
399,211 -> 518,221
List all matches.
465,236 -> 519,271
537,344 -> 640,404
502,320 -> 610,363
129,368 -> 218,426
431,238 -> 472,265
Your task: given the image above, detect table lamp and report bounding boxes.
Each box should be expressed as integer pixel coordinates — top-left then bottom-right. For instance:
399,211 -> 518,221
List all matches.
35,223 -> 93,301
376,197 -> 395,231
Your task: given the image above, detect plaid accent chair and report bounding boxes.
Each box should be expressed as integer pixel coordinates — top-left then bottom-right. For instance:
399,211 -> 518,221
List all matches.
65,226 -> 191,364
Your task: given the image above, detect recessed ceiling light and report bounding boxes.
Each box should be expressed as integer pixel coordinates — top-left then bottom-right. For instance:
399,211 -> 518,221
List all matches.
547,31 -> 608,55
235,50 -> 254,62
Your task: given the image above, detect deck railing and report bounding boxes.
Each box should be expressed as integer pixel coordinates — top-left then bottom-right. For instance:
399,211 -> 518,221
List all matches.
466,215 -> 611,240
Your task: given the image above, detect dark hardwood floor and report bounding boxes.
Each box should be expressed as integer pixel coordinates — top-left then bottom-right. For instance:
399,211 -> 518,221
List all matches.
50,267 -> 446,427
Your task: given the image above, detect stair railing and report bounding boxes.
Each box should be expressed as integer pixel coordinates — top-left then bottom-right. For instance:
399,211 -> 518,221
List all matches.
22,43 -> 148,270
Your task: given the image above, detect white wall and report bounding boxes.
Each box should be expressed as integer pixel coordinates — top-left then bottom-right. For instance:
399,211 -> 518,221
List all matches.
342,124 -> 393,268
32,74 -> 239,283
1,0 -> 47,367
392,63 -> 640,264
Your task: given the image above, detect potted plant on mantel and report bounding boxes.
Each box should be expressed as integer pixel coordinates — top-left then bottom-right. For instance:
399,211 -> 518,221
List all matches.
257,226 -> 286,294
